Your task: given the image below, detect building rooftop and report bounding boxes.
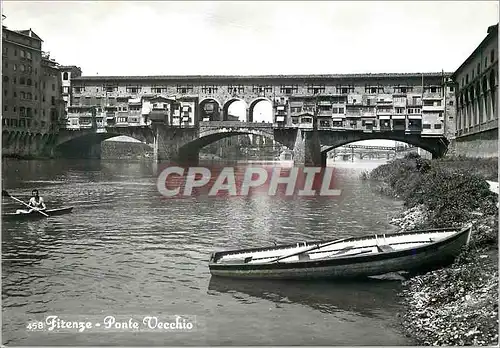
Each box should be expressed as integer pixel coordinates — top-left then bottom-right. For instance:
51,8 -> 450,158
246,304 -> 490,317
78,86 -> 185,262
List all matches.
59,65 -> 82,70
452,23 -> 498,79
14,29 -> 43,41
2,26 -> 44,42
73,72 -> 452,83
487,23 -> 498,35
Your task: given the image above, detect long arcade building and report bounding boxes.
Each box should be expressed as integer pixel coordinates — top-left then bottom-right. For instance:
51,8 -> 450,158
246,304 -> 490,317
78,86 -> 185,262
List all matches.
67,72 -> 456,140
452,23 -> 498,157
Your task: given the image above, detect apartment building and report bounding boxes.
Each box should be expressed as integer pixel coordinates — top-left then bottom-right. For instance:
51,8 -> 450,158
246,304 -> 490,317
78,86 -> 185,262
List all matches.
2,25 -> 65,133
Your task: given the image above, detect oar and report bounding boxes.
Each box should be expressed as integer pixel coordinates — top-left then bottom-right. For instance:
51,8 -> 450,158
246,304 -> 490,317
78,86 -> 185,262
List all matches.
2,190 -> 49,217
269,238 -> 350,263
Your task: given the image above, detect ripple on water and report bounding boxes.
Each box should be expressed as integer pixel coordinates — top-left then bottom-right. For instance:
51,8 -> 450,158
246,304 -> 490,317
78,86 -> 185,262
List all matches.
1,159 -> 409,346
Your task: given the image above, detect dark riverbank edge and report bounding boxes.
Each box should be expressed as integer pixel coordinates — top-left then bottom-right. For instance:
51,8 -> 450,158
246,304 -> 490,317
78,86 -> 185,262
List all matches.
2,154 -> 51,160
364,154 -> 498,346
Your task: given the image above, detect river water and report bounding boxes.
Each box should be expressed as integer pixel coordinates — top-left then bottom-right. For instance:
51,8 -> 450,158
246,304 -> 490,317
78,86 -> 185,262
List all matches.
1,158 -> 411,346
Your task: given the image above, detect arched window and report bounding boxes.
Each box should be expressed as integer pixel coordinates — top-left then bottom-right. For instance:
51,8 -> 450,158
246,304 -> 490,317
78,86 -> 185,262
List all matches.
63,72 -> 69,80
490,69 -> 496,113
490,69 -> 497,90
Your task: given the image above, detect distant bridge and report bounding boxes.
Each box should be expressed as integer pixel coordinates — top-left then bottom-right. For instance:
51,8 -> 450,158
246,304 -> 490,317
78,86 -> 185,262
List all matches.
322,144 -> 410,151
323,144 -> 419,160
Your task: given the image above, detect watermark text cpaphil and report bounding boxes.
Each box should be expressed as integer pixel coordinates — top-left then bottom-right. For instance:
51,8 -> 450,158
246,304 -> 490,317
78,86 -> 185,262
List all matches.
156,165 -> 342,198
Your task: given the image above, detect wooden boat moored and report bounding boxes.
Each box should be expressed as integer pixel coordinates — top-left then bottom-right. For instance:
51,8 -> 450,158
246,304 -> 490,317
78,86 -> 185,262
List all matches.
208,225 -> 473,280
2,207 -> 74,221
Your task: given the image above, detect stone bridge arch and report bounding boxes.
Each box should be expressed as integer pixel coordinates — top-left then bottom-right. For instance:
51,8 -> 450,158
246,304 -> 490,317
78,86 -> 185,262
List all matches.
2,130 -> 57,158
54,127 -> 155,158
2,130 -> 15,148
319,132 -> 448,160
177,126 -> 284,161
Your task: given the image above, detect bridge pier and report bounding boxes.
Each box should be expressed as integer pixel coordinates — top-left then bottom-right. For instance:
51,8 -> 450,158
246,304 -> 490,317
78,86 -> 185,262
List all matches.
321,151 -> 328,167
291,128 -> 324,167
152,124 -> 200,165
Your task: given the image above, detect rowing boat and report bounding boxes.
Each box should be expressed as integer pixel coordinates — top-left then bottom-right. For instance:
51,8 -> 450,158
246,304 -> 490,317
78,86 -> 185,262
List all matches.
208,224 -> 473,280
2,207 -> 74,221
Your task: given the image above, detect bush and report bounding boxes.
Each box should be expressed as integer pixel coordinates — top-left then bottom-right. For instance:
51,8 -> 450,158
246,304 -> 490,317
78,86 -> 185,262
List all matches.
368,156 -> 499,228
434,156 -> 498,181
359,170 -> 369,180
406,169 -> 498,227
404,152 -> 421,160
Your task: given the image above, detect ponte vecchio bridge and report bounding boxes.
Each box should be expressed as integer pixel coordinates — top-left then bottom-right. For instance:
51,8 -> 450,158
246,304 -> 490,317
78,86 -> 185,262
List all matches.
47,72 -> 454,165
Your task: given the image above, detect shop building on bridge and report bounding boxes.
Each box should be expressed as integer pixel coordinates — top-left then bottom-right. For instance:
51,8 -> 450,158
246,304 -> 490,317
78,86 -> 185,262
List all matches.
60,65 -> 82,115
65,72 -> 456,140
452,23 -> 498,157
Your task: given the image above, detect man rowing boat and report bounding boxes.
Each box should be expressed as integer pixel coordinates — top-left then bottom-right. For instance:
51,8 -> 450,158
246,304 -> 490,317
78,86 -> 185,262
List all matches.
16,189 -> 46,214
29,189 -> 46,211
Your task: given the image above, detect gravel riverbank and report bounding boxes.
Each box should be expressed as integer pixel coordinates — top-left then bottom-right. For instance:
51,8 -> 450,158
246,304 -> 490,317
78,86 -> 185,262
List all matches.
366,154 -> 499,346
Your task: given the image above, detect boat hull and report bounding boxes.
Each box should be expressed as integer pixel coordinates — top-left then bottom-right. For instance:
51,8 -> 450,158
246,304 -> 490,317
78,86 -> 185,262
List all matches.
209,226 -> 472,280
2,207 -> 74,221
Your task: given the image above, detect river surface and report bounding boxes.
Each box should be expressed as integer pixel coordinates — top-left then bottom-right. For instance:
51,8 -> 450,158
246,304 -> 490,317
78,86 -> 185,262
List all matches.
1,158 -> 412,346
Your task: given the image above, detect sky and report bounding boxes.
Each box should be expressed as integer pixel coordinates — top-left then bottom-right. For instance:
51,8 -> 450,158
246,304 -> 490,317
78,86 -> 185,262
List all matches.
2,1 -> 498,76
2,1 -> 498,147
